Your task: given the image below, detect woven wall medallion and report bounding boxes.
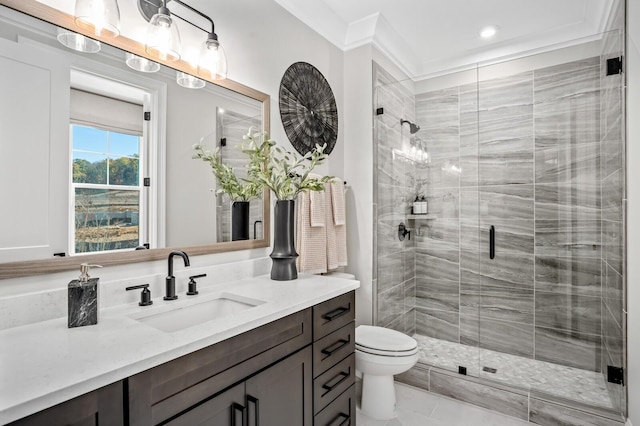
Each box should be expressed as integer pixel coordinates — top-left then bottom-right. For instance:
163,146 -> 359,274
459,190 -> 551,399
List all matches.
279,62 -> 338,156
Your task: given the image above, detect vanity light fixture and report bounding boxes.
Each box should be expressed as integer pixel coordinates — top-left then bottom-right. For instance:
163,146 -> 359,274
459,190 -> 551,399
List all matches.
74,0 -> 121,38
56,27 -> 101,53
125,53 -> 161,72
480,25 -> 498,39
198,31 -> 227,80
138,0 -> 227,80
176,71 -> 205,88
144,0 -> 181,61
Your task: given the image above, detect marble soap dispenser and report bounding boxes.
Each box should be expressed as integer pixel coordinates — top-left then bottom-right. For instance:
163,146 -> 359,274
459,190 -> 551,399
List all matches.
68,263 -> 102,328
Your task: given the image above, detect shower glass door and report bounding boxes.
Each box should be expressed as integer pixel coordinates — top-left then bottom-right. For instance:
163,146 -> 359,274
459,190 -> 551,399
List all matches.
476,29 -> 626,417
373,63 -> 483,381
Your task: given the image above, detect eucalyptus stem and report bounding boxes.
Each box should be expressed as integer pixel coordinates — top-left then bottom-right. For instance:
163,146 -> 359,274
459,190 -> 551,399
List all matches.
241,128 -> 332,200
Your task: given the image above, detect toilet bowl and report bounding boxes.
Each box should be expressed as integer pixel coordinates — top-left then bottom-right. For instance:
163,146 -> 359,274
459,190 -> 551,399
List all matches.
322,272 -> 419,420
356,325 -> 419,420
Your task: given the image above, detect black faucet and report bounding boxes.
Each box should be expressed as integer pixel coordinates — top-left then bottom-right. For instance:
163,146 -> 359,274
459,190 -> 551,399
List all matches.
164,251 -> 190,300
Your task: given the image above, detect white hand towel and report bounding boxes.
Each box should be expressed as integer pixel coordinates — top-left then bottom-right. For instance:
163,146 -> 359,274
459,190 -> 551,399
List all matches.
330,179 -> 346,225
309,189 -> 325,227
296,191 -> 327,274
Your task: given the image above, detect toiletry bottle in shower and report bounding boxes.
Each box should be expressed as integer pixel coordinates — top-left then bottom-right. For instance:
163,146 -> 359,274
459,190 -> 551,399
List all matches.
413,196 -> 421,215
68,263 -> 102,328
420,196 -> 428,214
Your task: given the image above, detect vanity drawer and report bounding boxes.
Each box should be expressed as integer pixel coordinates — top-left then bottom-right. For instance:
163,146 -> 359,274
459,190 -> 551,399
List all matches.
314,384 -> 355,426
313,353 -> 355,415
313,291 -> 355,340
313,321 -> 355,377
128,308 -> 311,425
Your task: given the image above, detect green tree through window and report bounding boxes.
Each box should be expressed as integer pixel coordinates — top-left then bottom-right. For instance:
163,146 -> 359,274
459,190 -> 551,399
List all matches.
71,124 -> 142,254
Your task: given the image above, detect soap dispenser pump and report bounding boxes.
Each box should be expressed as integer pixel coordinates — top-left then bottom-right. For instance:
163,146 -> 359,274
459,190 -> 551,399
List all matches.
68,263 -> 102,328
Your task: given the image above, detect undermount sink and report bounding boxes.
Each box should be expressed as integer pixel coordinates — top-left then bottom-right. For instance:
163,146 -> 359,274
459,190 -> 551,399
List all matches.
130,292 -> 266,333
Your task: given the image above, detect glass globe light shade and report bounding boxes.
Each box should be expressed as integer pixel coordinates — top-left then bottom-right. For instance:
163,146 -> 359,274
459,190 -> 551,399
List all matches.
198,37 -> 227,80
56,27 -> 101,53
74,0 -> 120,38
176,71 -> 205,89
145,10 -> 181,62
125,53 -> 161,73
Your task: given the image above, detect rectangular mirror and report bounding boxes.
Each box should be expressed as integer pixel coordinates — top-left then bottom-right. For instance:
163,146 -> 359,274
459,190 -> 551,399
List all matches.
0,1 -> 271,279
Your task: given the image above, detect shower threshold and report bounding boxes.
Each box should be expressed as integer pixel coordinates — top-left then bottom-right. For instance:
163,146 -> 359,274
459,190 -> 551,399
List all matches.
413,334 -> 615,410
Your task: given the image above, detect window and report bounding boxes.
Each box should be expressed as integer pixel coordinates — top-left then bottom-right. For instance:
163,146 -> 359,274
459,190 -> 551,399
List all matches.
69,87 -> 146,255
72,125 -> 142,254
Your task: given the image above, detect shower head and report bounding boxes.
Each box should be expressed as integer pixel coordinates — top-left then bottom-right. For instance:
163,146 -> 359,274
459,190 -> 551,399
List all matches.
401,119 -> 420,134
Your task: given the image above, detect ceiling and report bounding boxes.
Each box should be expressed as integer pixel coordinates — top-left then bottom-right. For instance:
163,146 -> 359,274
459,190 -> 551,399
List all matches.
273,0 -> 616,79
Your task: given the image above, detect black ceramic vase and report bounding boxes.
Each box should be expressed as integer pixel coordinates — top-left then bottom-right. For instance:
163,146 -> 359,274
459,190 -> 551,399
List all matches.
231,201 -> 250,241
270,200 -> 298,280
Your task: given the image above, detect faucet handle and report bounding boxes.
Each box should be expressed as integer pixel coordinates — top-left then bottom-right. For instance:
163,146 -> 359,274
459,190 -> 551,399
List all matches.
187,274 -> 207,296
126,284 -> 153,306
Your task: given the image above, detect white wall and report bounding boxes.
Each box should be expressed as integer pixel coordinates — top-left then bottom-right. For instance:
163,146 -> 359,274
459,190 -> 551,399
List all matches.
192,0 -> 345,179
343,44 -> 374,325
626,0 -> 639,421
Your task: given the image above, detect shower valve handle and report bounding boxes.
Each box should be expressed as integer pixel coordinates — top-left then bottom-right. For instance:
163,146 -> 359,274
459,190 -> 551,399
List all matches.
398,222 -> 411,241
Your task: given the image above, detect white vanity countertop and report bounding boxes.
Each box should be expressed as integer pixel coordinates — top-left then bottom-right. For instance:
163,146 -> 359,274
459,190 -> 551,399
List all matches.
0,274 -> 359,424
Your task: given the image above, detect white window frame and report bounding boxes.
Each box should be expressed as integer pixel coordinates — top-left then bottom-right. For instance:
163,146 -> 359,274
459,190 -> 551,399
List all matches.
67,67 -> 167,255
69,123 -> 145,255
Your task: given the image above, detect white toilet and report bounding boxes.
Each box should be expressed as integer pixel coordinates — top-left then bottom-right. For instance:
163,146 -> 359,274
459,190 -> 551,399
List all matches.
355,325 -> 419,420
323,272 -> 419,421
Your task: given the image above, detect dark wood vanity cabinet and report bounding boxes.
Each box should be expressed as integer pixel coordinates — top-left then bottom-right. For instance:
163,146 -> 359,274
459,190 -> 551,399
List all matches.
128,308 -> 314,426
8,381 -> 123,426
9,291 -> 356,426
312,291 -> 356,426
161,347 -> 312,426
127,291 -> 356,426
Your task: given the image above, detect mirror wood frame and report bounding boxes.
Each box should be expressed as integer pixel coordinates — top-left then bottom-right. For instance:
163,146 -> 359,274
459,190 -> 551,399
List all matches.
0,0 -> 271,279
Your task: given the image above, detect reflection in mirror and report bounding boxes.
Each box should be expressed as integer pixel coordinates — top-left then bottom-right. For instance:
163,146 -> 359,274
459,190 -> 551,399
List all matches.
0,3 -> 270,278
214,109 -> 263,243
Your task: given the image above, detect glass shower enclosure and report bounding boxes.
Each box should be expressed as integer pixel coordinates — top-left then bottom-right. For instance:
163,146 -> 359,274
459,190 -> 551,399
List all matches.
373,27 -> 626,420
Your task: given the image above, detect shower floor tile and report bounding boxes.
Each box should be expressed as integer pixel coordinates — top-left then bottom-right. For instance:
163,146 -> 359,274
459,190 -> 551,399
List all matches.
413,334 -> 614,409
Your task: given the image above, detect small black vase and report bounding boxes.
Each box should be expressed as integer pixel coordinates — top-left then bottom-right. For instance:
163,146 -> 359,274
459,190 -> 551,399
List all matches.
270,200 -> 298,280
231,201 -> 250,241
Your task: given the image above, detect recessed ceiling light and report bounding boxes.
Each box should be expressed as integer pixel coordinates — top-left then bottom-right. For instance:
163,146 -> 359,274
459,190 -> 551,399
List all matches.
480,26 -> 498,39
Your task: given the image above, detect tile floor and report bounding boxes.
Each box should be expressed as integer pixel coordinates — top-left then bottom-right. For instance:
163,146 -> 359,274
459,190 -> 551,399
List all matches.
414,334 -> 612,409
356,382 -> 531,426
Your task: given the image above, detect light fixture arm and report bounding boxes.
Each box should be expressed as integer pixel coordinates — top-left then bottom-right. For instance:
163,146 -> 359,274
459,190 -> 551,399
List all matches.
170,0 -> 217,40
139,0 -> 218,39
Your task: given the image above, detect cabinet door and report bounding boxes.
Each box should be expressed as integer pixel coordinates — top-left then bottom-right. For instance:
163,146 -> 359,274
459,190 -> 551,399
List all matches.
8,381 -> 123,426
245,346 -> 312,426
164,383 -> 245,426
0,38 -> 70,262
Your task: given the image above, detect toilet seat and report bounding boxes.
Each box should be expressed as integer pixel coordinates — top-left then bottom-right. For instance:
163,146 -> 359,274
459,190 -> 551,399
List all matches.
355,325 -> 420,420
355,325 -> 418,357
356,344 -> 418,357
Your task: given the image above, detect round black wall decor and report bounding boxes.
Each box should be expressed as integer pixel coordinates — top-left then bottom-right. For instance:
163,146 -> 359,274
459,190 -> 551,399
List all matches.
279,62 -> 338,156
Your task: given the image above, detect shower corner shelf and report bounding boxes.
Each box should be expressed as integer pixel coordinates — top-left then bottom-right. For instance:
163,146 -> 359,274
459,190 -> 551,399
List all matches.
407,214 -> 437,220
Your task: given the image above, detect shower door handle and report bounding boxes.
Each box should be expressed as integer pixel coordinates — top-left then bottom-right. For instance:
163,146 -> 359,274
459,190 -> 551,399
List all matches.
489,225 -> 495,259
